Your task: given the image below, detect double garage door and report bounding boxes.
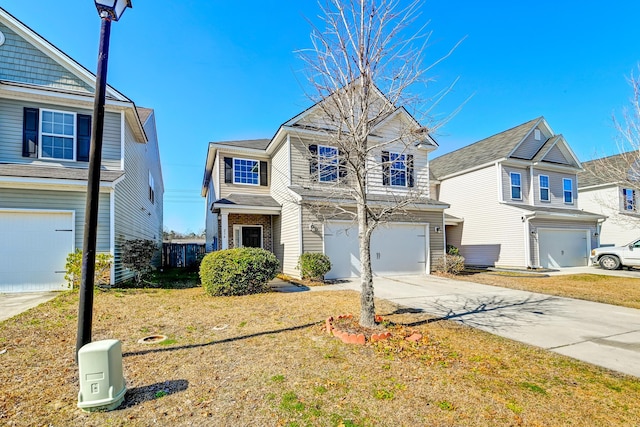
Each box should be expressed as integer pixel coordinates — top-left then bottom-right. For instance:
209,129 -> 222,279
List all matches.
323,222 -> 428,279
538,229 -> 589,268
0,211 -> 74,292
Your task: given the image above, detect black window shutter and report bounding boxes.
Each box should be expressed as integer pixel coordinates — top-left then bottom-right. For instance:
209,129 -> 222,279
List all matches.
338,149 -> 347,179
224,157 -> 233,183
407,154 -> 414,187
76,114 -> 92,162
22,107 -> 39,158
260,161 -> 268,186
309,144 -> 318,179
381,151 -> 390,186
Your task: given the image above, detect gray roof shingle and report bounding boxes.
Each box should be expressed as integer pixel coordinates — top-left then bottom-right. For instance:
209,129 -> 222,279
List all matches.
213,193 -> 281,208
578,152 -> 638,188
0,163 -> 124,182
211,139 -> 271,151
430,118 -> 540,178
288,186 -> 449,209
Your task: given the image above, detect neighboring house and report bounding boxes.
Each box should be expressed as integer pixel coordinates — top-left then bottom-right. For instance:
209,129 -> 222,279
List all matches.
0,8 -> 163,292
430,117 -> 605,269
202,89 -> 448,280
579,153 -> 640,246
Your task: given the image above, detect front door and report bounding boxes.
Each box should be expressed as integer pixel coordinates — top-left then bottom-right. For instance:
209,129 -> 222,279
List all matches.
241,226 -> 262,248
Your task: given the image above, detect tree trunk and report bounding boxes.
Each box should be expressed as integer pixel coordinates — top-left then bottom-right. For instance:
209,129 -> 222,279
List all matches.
358,200 -> 376,327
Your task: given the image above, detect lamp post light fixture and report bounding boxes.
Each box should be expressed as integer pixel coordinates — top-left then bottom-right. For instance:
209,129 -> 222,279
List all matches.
76,0 -> 132,360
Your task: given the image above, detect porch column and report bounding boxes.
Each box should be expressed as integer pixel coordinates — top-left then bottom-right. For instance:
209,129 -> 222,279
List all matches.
221,212 -> 229,250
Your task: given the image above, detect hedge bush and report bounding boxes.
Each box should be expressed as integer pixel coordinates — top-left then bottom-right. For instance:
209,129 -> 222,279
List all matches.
64,249 -> 113,288
297,252 -> 332,280
199,247 -> 280,296
433,253 -> 466,275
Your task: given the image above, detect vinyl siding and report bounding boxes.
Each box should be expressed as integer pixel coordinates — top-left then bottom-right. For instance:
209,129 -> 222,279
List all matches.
113,114 -> 163,283
0,22 -> 92,93
217,151 -> 271,198
440,165 -> 525,267
204,179 -> 217,251
544,145 -> 570,164
501,165 -> 530,204
579,185 -> 639,246
533,169 -> 579,208
529,218 -> 597,267
367,142 -> 429,197
0,98 -> 122,170
0,187 -> 111,251
511,126 -> 548,159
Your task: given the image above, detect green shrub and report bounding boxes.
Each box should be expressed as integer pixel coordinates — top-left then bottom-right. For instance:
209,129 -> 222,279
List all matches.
296,252 -> 332,280
433,254 -> 465,275
199,248 -> 280,296
121,239 -> 158,285
65,249 -> 113,288
446,244 -> 460,255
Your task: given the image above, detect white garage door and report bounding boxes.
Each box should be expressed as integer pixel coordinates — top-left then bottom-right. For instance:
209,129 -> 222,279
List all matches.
538,229 -> 589,268
324,222 -> 428,279
0,211 -> 74,292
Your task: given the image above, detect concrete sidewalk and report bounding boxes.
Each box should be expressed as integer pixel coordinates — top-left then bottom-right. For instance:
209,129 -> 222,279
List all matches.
321,275 -> 640,378
0,292 -> 59,322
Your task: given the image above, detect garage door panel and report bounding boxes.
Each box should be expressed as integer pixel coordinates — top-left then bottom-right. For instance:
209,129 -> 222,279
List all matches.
0,211 -> 74,292
324,222 -> 427,279
538,229 -> 589,268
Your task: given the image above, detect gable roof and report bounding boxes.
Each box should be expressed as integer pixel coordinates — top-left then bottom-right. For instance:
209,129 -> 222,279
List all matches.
430,118 -> 541,178
211,139 -> 271,151
579,152 -> 638,188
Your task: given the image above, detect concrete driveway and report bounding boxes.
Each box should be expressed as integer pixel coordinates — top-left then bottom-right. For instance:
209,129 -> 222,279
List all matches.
547,265 -> 640,278
0,292 -> 59,322
323,275 -> 640,378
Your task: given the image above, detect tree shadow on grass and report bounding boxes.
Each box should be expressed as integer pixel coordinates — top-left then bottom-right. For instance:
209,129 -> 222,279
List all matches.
117,379 -> 189,409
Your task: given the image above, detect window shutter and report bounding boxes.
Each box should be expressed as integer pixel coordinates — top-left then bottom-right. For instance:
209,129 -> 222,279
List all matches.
260,161 -> 268,186
309,144 -> 318,179
338,149 -> 347,179
381,151 -> 390,186
76,114 -> 92,162
224,157 -> 233,183
407,154 -> 414,187
22,107 -> 39,158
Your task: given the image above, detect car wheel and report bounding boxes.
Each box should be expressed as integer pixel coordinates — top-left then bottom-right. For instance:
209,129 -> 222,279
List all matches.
599,255 -> 621,270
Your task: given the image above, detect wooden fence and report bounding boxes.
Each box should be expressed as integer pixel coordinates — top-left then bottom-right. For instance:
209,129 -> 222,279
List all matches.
162,243 -> 206,268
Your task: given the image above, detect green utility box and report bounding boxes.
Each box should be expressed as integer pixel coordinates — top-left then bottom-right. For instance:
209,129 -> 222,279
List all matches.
77,339 -> 126,412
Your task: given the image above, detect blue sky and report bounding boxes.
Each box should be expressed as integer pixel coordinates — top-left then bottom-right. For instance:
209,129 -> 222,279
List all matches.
5,1 -> 640,233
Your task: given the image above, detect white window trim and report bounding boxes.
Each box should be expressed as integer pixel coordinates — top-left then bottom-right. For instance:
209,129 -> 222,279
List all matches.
539,175 -> 550,202
318,144 -> 339,183
232,224 -> 263,248
148,171 -> 155,204
622,188 -> 636,212
389,152 -> 408,187
39,108 -> 77,161
232,157 -> 260,186
563,178 -> 574,204
510,172 -> 522,200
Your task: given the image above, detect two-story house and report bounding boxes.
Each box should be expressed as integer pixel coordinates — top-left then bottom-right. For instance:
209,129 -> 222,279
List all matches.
0,7 -> 163,292
579,153 -> 640,246
202,87 -> 448,280
430,117 -> 605,269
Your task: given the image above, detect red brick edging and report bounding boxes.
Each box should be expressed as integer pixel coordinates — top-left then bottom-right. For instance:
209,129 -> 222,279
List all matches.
325,314 -> 392,345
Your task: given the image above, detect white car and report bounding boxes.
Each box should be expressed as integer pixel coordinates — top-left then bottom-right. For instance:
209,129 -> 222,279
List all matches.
590,239 -> 640,270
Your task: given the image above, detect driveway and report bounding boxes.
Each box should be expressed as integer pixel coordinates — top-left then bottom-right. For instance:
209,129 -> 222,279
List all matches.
321,275 -> 640,378
0,292 -> 59,322
547,265 -> 640,278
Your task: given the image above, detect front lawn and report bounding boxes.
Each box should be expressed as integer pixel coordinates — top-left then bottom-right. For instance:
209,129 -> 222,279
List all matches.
446,271 -> 640,309
1,286 -> 639,426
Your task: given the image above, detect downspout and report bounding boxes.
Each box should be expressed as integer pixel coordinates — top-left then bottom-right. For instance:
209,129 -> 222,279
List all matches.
496,162 -> 504,203
523,213 -> 536,268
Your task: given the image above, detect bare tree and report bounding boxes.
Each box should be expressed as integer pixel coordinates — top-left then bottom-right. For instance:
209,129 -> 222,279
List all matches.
296,0 -> 460,327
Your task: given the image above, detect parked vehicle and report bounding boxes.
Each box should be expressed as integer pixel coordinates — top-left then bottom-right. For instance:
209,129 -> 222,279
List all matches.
590,239 -> 640,270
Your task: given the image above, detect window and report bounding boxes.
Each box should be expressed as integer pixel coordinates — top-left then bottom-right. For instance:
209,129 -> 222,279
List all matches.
318,145 -> 338,182
623,188 -> 636,212
148,171 -> 155,204
390,152 -> 407,187
563,178 -> 573,204
22,108 -> 91,161
510,172 -> 522,200
233,158 -> 259,185
539,175 -> 550,202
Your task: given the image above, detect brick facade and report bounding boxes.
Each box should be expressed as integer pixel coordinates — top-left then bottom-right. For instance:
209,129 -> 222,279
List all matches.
219,213 -> 273,251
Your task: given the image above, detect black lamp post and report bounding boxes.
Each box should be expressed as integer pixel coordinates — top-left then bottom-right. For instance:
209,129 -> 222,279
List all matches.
76,0 -> 132,360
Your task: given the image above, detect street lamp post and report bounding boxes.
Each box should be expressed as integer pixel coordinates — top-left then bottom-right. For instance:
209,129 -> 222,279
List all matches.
76,0 -> 132,360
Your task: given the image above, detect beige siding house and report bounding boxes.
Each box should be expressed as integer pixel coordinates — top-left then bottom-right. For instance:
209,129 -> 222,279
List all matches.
579,154 -> 640,247
0,8 -> 163,292
202,89 -> 448,279
430,117 -> 604,269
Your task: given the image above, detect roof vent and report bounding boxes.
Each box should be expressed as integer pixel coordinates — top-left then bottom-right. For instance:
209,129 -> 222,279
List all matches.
534,129 -> 541,141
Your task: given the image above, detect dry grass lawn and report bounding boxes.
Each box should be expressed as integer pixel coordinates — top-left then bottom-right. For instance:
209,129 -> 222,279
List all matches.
1,286 -> 639,426
442,271 -> 640,309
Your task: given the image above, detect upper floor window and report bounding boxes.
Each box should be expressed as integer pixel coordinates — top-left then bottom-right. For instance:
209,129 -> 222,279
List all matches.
22,108 -> 91,162
148,171 -> 155,204
382,151 -> 414,187
223,157 -> 267,186
510,172 -> 522,200
563,178 -> 573,204
539,175 -> 550,202
318,145 -> 338,182
623,188 -> 636,212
